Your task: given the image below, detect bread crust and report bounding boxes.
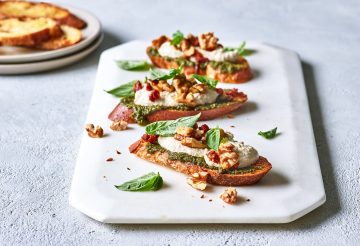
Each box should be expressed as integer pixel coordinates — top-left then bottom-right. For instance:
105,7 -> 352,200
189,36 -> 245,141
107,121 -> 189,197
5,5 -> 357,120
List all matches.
129,140 -> 272,186
0,17 -> 62,46
108,101 -> 247,123
0,1 -> 86,29
147,47 -> 252,83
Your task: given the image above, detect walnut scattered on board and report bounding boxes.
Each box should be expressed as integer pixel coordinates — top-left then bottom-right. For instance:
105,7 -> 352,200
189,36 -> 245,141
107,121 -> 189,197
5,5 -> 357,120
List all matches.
219,187 -> 237,204
85,124 -> 103,138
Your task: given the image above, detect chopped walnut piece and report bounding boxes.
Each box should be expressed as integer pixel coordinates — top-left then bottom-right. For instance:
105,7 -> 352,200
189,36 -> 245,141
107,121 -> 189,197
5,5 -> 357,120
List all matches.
187,172 -> 209,190
219,187 -> 237,204
85,124 -> 104,138
198,32 -> 219,51
183,46 -> 195,57
176,126 -> 194,137
152,35 -> 169,49
181,137 -> 206,148
110,120 -> 128,131
218,142 -> 240,170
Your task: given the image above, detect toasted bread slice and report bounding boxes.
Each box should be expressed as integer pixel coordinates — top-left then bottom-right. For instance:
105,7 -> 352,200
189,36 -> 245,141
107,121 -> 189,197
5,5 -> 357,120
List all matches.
129,140 -> 272,186
33,25 -> 82,50
147,47 -> 252,84
0,1 -> 86,29
0,17 -> 62,46
109,101 -> 246,123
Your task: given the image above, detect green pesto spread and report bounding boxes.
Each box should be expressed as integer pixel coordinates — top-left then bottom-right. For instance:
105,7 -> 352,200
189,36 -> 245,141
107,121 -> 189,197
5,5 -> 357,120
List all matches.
121,96 -> 234,125
209,60 -> 245,74
145,143 -> 264,175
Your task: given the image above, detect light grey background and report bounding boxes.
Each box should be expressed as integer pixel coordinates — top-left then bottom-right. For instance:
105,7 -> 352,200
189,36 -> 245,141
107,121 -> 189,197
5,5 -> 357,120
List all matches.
1,0 -> 359,245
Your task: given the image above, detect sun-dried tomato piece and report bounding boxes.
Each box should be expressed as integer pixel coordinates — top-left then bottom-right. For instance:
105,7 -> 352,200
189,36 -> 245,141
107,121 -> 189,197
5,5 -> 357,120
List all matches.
146,83 -> 153,91
216,88 -> 224,95
206,150 -> 220,164
133,80 -> 142,92
149,90 -> 160,102
141,134 -> 159,143
199,124 -> 209,133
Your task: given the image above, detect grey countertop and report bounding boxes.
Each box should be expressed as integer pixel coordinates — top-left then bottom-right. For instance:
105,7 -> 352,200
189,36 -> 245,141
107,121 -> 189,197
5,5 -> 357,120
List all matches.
1,0 -> 359,245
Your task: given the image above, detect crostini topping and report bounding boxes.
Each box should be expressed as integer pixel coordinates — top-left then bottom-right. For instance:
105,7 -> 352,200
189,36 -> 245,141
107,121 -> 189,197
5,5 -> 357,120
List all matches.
85,124 -> 104,138
134,80 -> 143,92
219,187 -> 237,204
198,32 -> 219,51
141,133 -> 158,144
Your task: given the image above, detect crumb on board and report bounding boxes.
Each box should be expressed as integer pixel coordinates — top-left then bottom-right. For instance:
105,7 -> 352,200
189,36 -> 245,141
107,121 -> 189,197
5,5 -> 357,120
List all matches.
127,167 -> 131,170
116,150 -> 121,154
106,157 -> 113,162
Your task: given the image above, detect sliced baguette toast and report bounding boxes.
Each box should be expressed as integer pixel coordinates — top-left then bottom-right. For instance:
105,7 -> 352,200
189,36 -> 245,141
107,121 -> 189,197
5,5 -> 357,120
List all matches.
109,100 -> 246,123
129,140 -> 272,186
0,1 -> 86,29
34,25 -> 82,50
0,17 -> 62,46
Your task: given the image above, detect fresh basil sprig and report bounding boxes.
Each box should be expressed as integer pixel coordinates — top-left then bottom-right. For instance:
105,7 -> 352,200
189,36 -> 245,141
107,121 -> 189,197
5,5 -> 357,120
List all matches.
223,41 -> 248,56
170,30 -> 184,46
106,80 -> 136,97
258,127 -> 278,139
150,65 -> 183,80
145,113 -> 201,136
115,172 -> 163,191
116,60 -> 151,71
192,74 -> 218,89
205,126 -> 221,151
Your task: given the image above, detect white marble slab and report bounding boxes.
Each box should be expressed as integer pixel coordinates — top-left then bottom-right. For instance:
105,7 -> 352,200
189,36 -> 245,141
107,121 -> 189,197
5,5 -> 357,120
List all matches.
69,41 -> 325,223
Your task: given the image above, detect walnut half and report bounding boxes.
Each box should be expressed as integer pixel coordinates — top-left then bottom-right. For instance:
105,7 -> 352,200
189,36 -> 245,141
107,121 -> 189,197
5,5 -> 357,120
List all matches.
110,120 -> 128,131
85,124 -> 103,138
187,172 -> 209,190
198,32 -> 219,51
219,187 -> 237,204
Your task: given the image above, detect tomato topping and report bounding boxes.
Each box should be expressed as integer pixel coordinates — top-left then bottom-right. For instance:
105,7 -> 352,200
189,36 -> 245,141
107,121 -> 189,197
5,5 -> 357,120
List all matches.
149,90 -> 160,102
141,134 -> 159,143
199,124 -> 209,133
133,80 -> 142,92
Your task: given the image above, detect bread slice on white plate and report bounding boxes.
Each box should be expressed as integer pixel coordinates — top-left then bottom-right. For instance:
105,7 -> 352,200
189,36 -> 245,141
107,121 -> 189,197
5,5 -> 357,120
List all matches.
0,17 -> 62,46
34,25 -> 82,50
0,1 -> 86,29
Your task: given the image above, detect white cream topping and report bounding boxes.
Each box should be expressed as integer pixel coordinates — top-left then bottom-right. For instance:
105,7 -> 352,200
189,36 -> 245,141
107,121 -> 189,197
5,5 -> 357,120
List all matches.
134,87 -> 178,106
230,141 -> 259,168
196,48 -> 239,62
134,87 -> 218,107
158,42 -> 183,58
158,137 -> 206,157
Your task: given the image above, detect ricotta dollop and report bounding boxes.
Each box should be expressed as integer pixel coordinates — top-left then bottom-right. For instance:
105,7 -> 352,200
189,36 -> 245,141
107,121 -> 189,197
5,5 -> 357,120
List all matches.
196,48 -> 239,62
158,137 -> 206,157
134,87 -> 218,107
158,42 -> 183,58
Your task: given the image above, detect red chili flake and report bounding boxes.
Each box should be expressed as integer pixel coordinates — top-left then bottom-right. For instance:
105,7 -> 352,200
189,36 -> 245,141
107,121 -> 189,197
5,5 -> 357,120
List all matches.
116,150 -> 121,154
133,80 -> 142,92
199,124 -> 209,133
141,134 -> 159,143
246,199 -> 250,202
230,125 -> 235,128
149,90 -> 160,102
127,167 -> 131,170
106,157 -> 113,162
209,199 -> 213,202
145,83 -> 153,91
200,194 -> 205,199
216,88 -> 224,95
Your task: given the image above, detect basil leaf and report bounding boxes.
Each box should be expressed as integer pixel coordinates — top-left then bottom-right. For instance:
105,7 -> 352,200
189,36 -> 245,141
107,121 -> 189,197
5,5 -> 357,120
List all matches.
192,74 -> 218,89
205,126 -> 221,151
223,41 -> 248,56
170,30 -> 184,46
106,80 -> 136,97
145,113 -> 201,136
258,127 -> 278,139
150,65 -> 183,80
115,172 -> 163,191
116,60 -> 151,71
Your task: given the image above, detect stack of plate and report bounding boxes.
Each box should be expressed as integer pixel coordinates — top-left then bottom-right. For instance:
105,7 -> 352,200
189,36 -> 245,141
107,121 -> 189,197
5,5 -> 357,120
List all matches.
0,6 -> 103,75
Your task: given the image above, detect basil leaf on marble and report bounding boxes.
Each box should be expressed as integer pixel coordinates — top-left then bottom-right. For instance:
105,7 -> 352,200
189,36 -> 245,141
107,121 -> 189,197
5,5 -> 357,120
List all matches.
145,113 -> 201,136
258,127 -> 278,139
115,172 -> 163,191
105,80 -> 136,97
116,60 -> 151,71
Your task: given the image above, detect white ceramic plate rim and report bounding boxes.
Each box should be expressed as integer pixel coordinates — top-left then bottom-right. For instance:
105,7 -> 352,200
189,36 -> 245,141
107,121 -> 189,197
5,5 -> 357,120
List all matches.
0,4 -> 101,64
0,33 -> 103,74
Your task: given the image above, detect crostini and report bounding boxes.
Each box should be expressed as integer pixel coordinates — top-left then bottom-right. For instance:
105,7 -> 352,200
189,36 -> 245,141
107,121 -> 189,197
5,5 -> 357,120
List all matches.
147,31 -> 252,83
129,114 -> 272,186
107,68 -> 248,125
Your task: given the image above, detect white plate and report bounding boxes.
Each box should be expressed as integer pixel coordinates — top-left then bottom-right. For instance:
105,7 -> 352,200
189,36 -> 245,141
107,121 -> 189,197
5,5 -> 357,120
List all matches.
0,5 -> 101,64
69,41 -> 326,223
0,33 -> 103,74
